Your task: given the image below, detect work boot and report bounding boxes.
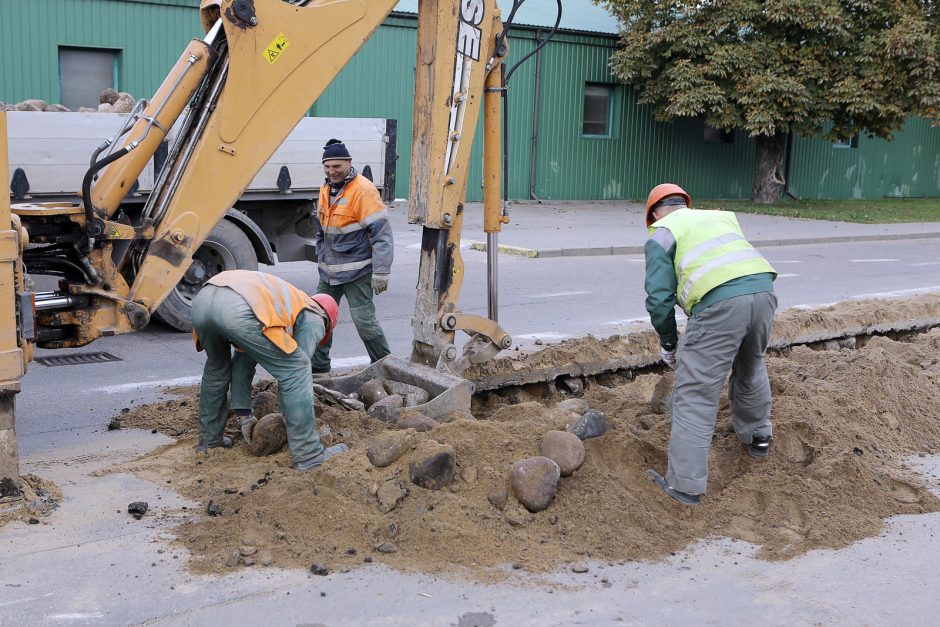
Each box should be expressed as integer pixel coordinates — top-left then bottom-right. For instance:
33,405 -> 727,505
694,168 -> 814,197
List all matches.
647,469 -> 700,505
311,364 -> 331,375
748,435 -> 772,458
294,443 -> 349,472
195,435 -> 234,453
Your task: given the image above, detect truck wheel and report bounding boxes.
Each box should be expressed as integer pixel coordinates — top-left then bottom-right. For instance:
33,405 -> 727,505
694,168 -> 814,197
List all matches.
153,219 -> 258,331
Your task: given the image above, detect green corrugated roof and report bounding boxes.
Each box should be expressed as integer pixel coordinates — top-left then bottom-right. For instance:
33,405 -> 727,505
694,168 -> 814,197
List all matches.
392,0 -> 618,35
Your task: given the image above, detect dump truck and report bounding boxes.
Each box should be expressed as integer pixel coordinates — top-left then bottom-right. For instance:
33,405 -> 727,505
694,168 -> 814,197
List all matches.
6,110 -> 397,330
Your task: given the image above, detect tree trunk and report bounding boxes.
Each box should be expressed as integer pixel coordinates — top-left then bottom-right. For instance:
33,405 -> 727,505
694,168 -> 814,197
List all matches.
752,131 -> 787,204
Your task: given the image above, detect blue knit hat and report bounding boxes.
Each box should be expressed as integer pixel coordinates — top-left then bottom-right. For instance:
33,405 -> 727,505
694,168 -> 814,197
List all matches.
322,138 -> 352,163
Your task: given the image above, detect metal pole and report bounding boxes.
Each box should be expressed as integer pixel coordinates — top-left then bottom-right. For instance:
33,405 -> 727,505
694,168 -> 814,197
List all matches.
487,233 -> 498,321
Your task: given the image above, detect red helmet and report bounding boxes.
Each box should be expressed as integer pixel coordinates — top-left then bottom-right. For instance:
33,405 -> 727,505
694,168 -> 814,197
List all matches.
311,293 -> 339,346
646,183 -> 691,227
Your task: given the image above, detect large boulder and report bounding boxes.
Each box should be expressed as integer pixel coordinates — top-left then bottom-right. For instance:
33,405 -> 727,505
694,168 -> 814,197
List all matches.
248,413 -> 287,456
510,456 -> 560,512
408,444 -> 456,490
359,379 -> 389,408
539,430 -> 586,477
366,431 -> 415,468
566,409 -> 610,440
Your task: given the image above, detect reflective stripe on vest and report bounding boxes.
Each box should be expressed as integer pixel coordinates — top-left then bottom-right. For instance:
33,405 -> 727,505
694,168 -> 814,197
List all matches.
650,209 -> 776,313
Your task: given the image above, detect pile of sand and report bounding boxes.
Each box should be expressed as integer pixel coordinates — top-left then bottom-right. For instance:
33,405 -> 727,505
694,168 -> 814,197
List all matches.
109,326 -> 940,578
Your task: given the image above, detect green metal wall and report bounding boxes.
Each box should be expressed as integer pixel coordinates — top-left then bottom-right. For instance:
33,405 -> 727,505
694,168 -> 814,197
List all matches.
0,0 -> 201,107
790,118 -> 940,199
2,0 -> 937,201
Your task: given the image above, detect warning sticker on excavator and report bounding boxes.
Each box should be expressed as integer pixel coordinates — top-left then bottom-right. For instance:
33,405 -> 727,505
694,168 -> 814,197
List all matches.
265,33 -> 290,64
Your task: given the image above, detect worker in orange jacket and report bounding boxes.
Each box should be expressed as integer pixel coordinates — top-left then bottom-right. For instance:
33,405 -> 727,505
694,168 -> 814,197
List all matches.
311,138 -> 392,373
192,270 -> 347,471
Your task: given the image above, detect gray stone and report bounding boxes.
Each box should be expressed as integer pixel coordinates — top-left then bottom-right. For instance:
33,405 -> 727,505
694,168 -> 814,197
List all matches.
225,549 -> 241,568
127,501 -> 148,519
251,390 -> 279,419
650,372 -> 673,414
318,423 -> 334,446
375,542 -> 398,553
556,398 -> 590,415
487,484 -> 508,510
567,409 -> 610,440
376,481 -> 407,513
539,430 -> 586,477
207,500 -> 222,516
559,376 -> 584,394
408,444 -> 456,490
368,394 -> 405,423
359,379 -> 389,407
366,431 -> 415,468
395,410 -> 439,432
384,380 -> 431,407
310,562 -> 329,575
504,505 -> 533,527
372,394 -> 404,409
510,456 -> 560,512
571,562 -> 589,573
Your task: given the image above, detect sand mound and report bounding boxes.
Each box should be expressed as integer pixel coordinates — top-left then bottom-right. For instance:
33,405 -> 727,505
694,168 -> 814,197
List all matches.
107,325 -> 940,578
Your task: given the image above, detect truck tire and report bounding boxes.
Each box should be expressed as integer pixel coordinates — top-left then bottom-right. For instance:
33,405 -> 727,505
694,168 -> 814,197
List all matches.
153,219 -> 258,331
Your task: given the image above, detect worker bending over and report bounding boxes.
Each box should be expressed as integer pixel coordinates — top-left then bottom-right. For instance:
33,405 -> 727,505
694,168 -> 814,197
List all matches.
192,270 -> 348,471
642,184 -> 777,505
311,138 -> 393,374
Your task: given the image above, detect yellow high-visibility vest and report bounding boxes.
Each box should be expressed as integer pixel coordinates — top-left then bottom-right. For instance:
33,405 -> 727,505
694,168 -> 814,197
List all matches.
652,209 -> 776,313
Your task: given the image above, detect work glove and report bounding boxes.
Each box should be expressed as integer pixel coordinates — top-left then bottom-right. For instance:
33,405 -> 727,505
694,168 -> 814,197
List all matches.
660,347 -> 677,370
372,273 -> 390,295
237,412 -> 258,445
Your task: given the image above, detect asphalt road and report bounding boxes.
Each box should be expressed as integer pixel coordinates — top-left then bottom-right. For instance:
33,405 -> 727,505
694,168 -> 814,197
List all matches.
15,235 -> 940,451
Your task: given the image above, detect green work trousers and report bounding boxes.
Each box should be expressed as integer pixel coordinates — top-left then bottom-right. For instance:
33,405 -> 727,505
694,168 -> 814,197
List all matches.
666,291 -> 777,495
311,274 -> 390,370
192,284 -> 324,465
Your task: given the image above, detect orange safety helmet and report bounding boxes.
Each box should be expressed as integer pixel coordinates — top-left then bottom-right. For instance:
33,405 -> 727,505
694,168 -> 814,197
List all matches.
311,293 -> 339,346
645,183 -> 691,227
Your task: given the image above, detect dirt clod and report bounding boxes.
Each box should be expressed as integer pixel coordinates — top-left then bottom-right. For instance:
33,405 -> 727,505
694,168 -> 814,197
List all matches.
127,501 -> 148,519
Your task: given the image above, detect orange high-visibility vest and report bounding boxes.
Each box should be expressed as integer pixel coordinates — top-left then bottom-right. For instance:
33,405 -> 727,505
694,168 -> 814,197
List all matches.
196,270 -> 320,354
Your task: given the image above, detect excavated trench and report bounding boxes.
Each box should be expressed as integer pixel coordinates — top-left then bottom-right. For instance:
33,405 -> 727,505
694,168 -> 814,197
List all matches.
80,295 -> 940,577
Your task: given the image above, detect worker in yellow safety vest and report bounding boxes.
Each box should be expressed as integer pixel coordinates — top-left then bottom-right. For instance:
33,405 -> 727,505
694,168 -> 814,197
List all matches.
641,184 -> 777,505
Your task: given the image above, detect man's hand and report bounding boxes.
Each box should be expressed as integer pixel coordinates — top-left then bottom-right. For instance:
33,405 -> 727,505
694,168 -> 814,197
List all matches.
238,413 -> 258,445
372,273 -> 390,295
660,347 -> 677,369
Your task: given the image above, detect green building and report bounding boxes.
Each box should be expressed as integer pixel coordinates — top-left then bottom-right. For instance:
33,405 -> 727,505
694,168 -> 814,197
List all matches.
2,0 -> 938,201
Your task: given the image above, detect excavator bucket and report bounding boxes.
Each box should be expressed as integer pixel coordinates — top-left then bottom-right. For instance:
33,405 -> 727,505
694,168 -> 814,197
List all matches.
316,355 -> 473,424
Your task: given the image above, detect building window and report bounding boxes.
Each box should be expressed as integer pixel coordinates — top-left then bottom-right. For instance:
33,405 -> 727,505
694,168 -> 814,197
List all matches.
582,83 -> 613,137
59,47 -> 118,110
833,135 -> 859,149
703,125 -> 733,144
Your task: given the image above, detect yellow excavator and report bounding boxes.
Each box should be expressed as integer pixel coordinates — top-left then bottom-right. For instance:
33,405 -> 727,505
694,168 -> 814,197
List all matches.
0,0 -> 542,499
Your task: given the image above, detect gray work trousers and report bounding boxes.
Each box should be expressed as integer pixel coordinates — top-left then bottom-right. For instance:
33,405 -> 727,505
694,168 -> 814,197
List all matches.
311,274 -> 390,369
192,285 -> 324,465
666,291 -> 778,495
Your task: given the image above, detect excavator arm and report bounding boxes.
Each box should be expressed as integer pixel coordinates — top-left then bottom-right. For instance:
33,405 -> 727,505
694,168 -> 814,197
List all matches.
13,0 -> 510,359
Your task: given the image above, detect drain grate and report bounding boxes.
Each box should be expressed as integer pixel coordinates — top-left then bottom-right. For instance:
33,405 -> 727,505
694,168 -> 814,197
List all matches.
35,352 -> 123,367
